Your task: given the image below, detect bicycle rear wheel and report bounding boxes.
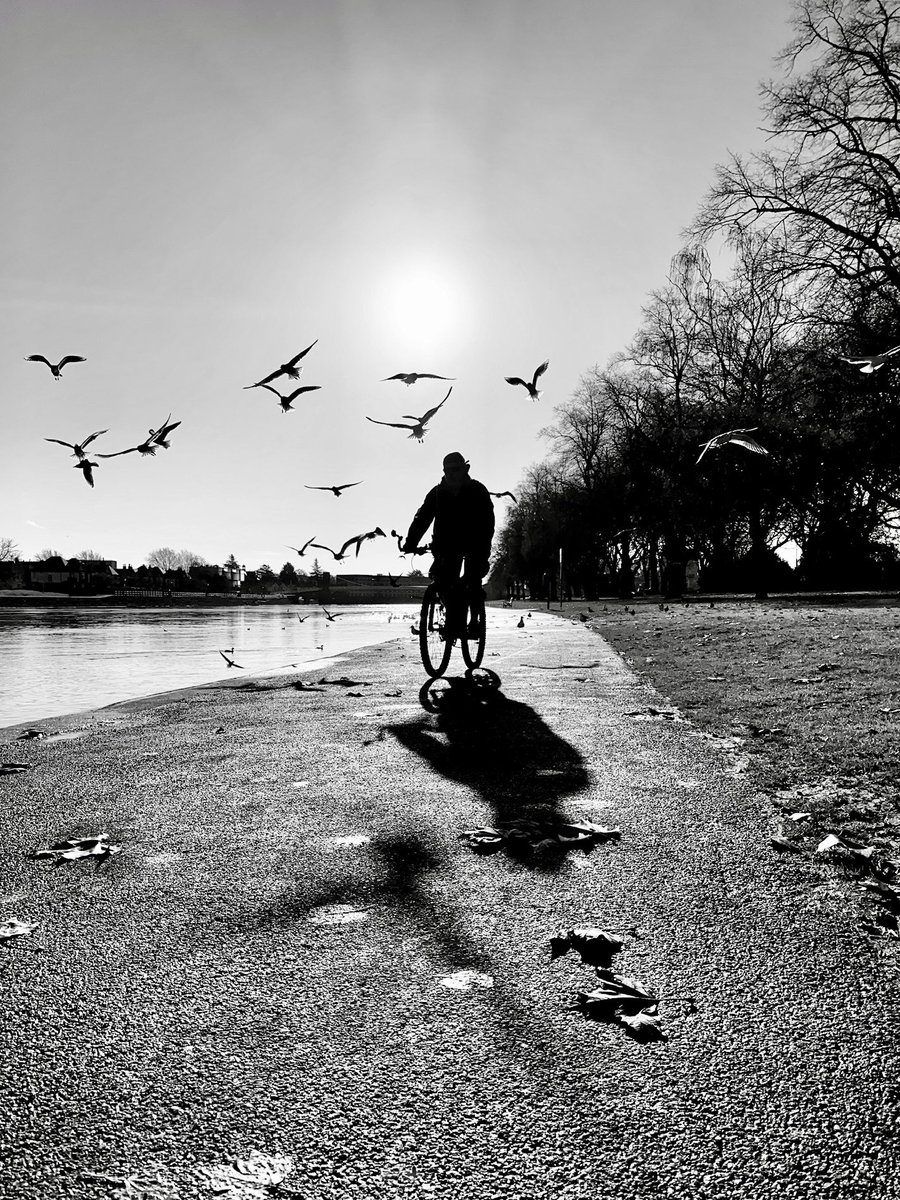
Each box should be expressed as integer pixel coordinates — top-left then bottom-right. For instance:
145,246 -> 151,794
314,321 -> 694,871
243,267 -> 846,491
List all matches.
460,589 -> 486,669
419,584 -> 453,677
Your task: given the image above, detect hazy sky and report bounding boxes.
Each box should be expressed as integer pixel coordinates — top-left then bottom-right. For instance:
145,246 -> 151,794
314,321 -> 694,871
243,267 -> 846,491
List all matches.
2,0 -> 794,578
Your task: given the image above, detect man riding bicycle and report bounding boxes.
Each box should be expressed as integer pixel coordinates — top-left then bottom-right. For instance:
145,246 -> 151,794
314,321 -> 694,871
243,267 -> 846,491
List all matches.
402,451 -> 495,630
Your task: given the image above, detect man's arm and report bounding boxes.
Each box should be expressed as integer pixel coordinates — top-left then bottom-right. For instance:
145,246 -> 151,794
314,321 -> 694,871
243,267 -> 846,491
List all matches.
402,487 -> 437,552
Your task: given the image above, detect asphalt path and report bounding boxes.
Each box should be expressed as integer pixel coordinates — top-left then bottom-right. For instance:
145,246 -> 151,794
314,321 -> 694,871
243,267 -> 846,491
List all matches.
1,608 -> 897,1200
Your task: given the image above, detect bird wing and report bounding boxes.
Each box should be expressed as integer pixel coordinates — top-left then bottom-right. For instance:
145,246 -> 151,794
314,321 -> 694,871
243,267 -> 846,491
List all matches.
45,438 -> 75,450
366,416 -> 415,430
253,368 -> 284,387
418,373 -> 453,380
504,376 -> 527,388
285,386 -> 321,400
382,373 -> 409,382
58,356 -> 86,367
26,355 -> 54,366
97,447 -> 139,458
81,429 -> 108,447
309,542 -> 339,557
286,339 -> 318,367
532,359 -> 549,384
304,485 -> 331,491
152,419 -> 181,443
884,345 -> 900,357
337,481 -> 363,491
407,386 -> 452,425
339,534 -> 364,557
729,435 -> 769,455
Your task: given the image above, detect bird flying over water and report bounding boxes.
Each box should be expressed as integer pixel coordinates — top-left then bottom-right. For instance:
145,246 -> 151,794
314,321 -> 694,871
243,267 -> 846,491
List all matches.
321,606 -> 342,621
257,383 -> 322,412
489,491 -> 517,503
382,372 -> 454,386
339,527 -> 386,558
244,340 -> 318,389
505,360 -> 548,401
74,459 -> 99,487
45,429 -> 108,460
287,536 -> 317,557
219,649 -> 244,669
26,354 -> 86,380
365,387 -> 451,442
838,345 -> 900,373
304,481 -> 363,496
309,542 -> 350,562
696,427 -> 770,465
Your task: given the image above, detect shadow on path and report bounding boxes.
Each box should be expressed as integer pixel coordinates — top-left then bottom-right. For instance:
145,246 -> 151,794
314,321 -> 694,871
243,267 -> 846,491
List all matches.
385,672 -> 593,872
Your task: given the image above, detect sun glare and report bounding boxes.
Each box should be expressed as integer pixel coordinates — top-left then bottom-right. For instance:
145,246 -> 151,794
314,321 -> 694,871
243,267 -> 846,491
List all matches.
379,258 -> 467,353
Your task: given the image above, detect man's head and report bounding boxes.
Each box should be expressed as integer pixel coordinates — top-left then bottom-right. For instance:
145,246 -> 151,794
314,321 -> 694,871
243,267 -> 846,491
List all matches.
442,451 -> 470,493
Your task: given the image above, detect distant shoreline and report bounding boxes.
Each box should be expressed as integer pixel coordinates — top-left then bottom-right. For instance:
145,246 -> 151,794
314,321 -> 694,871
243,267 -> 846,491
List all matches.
0,588 -> 429,608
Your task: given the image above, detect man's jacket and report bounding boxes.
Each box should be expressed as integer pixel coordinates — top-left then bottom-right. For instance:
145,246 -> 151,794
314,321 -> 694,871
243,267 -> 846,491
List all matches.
405,477 -> 495,561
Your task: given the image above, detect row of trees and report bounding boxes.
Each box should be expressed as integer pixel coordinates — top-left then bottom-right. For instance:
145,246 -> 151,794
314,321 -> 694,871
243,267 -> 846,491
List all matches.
490,0 -> 900,599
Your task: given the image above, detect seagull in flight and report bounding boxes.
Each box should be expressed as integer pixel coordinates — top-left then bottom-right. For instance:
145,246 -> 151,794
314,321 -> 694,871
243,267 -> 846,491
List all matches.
489,491 -> 517,503
26,354 -> 86,380
339,527 -> 386,558
149,415 -> 181,449
696,427 -> 770,465
45,429 -> 108,461
505,360 -> 548,401
382,372 -> 455,386
74,459 -> 99,488
838,345 -> 900,373
365,387 -> 451,442
321,605 -> 342,621
244,339 -> 318,389
309,542 -> 350,562
287,536 -> 317,557
257,383 -> 321,413
219,649 -> 244,669
99,415 -> 181,459
304,481 -> 363,496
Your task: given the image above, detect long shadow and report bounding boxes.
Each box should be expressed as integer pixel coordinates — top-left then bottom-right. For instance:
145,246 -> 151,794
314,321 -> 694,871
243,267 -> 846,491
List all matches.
384,672 -> 594,872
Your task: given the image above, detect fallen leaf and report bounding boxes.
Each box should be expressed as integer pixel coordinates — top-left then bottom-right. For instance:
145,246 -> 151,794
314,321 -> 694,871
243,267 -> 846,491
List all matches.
0,919 -> 38,941
31,834 -> 122,864
617,1005 -> 667,1042
0,763 -> 31,775
307,903 -> 368,925
770,836 -> 803,853
816,833 -> 843,853
438,969 -> 494,991
550,927 -> 624,965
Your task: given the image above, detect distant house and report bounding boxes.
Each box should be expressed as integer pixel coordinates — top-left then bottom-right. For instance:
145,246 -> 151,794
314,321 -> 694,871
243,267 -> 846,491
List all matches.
325,572 -> 428,603
27,559 -> 118,593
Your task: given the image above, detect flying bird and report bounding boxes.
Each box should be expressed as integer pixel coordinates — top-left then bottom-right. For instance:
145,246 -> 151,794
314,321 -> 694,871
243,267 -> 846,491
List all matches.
321,606 -> 342,621
219,649 -> 244,669
244,339 -> 318,389
382,372 -> 454,386
45,429 -> 108,460
489,491 -> 517,503
287,536 -> 317,557
309,543 -> 349,561
149,415 -> 181,449
387,572 -> 401,588
74,459 -> 99,488
838,345 -> 900,373
304,481 -> 363,496
339,527 -> 386,558
98,434 -> 159,458
26,354 -> 86,380
696,427 -> 770,465
257,383 -> 322,412
505,360 -> 548,401
365,387 -> 451,442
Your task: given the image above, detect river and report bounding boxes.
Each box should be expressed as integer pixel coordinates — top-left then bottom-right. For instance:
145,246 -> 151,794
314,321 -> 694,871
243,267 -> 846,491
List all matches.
0,604 -> 423,730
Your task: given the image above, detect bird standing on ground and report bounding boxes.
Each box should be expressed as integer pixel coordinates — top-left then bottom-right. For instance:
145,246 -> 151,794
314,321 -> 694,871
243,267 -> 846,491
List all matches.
505,360 -> 548,401
26,354 -> 86,380
45,429 -> 108,460
244,340 -> 318,389
838,345 -> 900,373
304,481 -> 363,497
365,387 -> 451,442
696,427 -> 770,465
382,372 -> 454,386
257,383 -> 321,413
74,459 -> 99,488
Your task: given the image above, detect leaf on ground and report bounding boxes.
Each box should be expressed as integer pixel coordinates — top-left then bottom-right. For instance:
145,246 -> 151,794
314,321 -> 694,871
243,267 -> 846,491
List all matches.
616,1005 -> 667,1042
0,918 -> 38,941
438,969 -> 494,991
461,820 -> 620,856
194,1150 -> 294,1198
550,927 -> 624,965
816,833 -> 843,853
32,834 -> 122,864
17,729 -> 47,740
770,835 -> 803,853
307,903 -> 368,925
626,707 -> 680,721
0,763 -> 31,774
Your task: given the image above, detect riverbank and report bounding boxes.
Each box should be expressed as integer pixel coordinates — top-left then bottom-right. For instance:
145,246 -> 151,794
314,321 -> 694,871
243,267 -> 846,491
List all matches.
1,612 -> 896,1199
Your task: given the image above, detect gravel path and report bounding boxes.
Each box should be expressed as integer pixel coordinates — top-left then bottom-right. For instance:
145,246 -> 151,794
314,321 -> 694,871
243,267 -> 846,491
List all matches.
1,609 -> 897,1200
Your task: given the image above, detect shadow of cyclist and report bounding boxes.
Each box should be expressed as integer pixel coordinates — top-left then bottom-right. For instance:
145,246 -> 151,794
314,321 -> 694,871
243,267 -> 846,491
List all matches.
385,672 -> 592,872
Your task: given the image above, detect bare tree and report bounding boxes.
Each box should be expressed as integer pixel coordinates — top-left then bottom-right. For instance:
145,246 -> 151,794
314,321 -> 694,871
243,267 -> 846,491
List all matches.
77,549 -> 107,561
693,0 -> 900,308
35,548 -> 63,561
0,537 -> 17,561
147,547 -> 206,572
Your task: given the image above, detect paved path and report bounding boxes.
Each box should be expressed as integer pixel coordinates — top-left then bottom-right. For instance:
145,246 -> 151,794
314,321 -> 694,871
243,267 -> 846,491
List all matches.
1,609 -> 897,1200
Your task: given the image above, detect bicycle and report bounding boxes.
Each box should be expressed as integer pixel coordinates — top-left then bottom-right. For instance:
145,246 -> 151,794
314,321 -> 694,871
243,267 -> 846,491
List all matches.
419,578 -> 486,678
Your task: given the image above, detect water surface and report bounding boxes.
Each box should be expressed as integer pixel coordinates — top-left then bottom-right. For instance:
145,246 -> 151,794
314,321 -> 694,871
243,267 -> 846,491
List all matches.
0,604 -> 422,729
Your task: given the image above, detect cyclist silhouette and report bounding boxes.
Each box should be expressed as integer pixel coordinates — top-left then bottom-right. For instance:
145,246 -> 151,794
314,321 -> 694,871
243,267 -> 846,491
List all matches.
402,451 -> 495,611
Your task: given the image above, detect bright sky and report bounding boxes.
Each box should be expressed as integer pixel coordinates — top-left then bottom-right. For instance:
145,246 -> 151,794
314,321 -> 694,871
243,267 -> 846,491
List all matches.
2,0 -> 794,578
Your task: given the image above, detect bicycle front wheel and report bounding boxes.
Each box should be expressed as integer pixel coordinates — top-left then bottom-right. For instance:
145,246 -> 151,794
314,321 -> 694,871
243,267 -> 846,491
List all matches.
419,584 -> 453,678
460,590 -> 486,670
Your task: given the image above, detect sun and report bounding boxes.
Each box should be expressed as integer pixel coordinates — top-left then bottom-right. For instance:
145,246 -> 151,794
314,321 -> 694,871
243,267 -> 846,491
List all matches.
378,256 -> 468,355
